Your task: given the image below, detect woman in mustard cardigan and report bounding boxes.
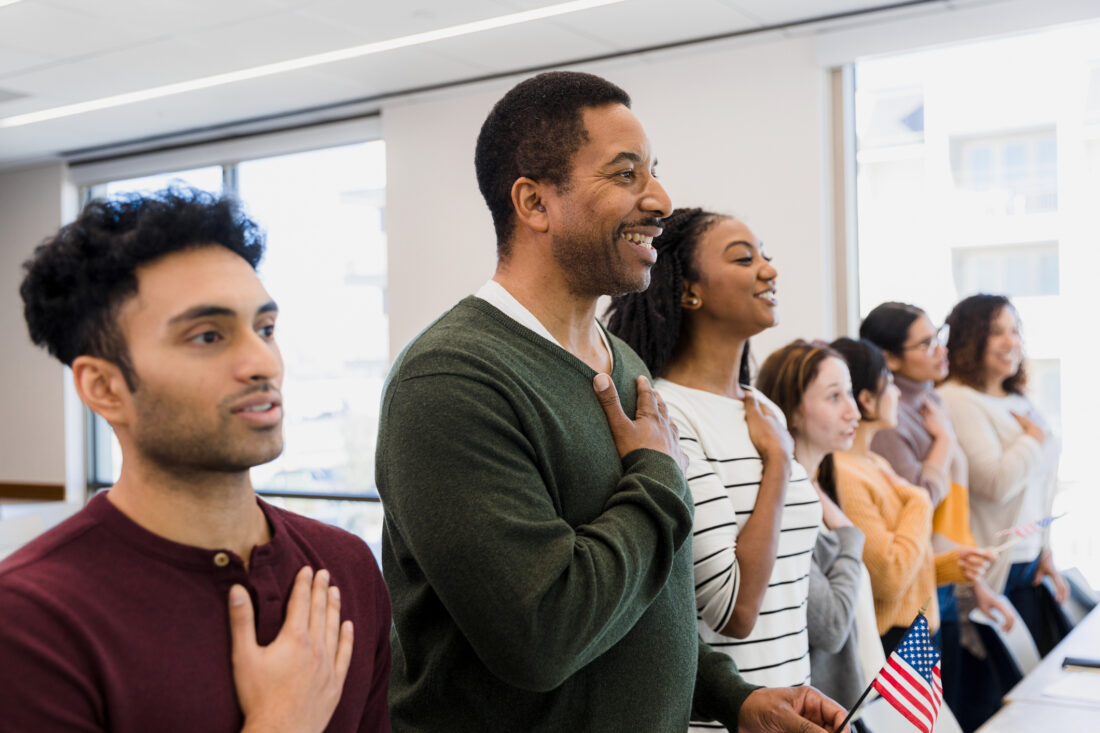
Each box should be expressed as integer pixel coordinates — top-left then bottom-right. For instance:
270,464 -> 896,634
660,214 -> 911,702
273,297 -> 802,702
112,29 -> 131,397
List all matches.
825,337 -> 939,653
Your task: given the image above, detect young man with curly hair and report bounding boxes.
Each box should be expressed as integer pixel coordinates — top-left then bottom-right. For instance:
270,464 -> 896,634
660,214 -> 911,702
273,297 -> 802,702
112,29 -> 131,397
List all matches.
1,190 -> 391,732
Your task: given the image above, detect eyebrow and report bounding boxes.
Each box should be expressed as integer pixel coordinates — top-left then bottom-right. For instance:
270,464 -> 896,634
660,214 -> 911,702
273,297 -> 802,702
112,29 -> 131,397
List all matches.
168,300 -> 278,325
605,151 -> 643,167
724,240 -> 756,254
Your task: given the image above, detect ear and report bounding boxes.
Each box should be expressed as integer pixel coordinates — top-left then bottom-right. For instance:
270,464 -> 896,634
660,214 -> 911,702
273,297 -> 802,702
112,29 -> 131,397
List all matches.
856,388 -> 877,419
884,351 -> 904,373
681,279 -> 702,310
72,355 -> 133,427
510,177 -> 550,234
790,406 -> 803,433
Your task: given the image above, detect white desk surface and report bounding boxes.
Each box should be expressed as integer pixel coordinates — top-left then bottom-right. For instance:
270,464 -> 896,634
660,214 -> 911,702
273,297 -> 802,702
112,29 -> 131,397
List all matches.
1005,606 -> 1100,706
976,699 -> 1100,732
977,608 -> 1100,731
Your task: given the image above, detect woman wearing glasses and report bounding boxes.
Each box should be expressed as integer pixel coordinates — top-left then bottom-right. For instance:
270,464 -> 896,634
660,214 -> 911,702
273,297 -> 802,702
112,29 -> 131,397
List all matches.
938,295 -> 1069,656
861,301 -> 1012,731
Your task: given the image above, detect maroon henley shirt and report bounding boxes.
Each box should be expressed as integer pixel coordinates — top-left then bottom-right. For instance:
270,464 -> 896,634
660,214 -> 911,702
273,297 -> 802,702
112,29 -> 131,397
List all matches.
0,492 -> 391,732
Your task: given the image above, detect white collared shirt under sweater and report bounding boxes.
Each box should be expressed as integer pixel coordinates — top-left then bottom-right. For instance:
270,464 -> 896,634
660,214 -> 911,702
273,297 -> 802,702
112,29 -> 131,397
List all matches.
656,381 -> 821,731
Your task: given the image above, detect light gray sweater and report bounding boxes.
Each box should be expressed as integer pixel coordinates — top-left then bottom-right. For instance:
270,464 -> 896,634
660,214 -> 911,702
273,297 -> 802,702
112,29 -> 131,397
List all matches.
807,525 -> 867,709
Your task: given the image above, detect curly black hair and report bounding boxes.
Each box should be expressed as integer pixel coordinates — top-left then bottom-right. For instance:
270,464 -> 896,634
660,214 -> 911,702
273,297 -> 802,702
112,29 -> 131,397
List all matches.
605,207 -> 752,382
945,293 -> 1027,395
20,188 -> 264,391
475,70 -> 630,257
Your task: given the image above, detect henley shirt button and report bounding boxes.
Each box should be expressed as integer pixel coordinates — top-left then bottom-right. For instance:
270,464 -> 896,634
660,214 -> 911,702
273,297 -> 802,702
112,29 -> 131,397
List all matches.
213,552 -> 230,568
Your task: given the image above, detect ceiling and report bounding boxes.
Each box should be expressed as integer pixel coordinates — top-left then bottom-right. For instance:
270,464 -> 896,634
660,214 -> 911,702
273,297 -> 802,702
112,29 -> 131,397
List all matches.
0,0 -> 993,170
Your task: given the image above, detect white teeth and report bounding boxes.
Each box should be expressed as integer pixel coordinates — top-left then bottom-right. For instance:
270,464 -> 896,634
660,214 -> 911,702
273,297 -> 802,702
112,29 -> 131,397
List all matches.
620,232 -> 654,249
242,404 -> 272,412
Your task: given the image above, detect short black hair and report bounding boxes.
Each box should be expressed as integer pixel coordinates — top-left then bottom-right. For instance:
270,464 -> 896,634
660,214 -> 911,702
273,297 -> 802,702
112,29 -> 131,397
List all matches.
21,188 -> 264,390
474,70 -> 631,257
859,301 -> 925,355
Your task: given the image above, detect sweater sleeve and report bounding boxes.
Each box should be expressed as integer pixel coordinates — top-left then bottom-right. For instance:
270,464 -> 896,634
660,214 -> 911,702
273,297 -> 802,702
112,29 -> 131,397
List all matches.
839,467 -> 932,605
692,637 -> 761,727
934,549 -> 967,586
673,411 -> 742,634
377,372 -> 693,693
872,429 -> 948,507
806,526 -> 866,655
941,388 -> 1042,505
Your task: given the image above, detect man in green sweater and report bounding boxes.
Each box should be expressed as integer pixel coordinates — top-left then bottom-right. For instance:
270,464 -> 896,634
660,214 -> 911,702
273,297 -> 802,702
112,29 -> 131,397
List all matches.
376,71 -> 848,732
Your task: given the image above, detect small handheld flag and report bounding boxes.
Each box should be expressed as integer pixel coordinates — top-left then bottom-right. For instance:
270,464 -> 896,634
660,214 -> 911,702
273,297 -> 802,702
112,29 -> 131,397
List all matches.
872,614 -> 943,733
837,610 -> 943,733
995,513 -> 1065,539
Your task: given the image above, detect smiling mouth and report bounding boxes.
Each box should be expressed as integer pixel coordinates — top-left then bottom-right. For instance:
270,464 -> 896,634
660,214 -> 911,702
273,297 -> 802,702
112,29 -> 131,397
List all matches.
755,290 -> 777,305
619,231 -> 655,249
236,403 -> 276,413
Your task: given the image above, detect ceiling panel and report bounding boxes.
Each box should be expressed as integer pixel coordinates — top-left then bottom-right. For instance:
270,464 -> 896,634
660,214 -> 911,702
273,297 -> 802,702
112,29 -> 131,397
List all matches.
0,45 -> 51,78
721,0 -> 902,27
422,21 -> 616,73
549,0 -> 761,52
0,0 -> 1029,170
0,1 -> 157,60
298,0 -> 542,43
35,0 -> 296,37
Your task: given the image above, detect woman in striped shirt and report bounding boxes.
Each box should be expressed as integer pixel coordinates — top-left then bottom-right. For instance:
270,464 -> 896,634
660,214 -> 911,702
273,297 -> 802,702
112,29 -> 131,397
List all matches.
606,208 -> 821,730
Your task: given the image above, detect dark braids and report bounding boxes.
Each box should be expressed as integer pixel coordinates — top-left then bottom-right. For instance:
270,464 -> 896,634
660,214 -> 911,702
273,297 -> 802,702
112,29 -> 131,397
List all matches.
606,207 -> 742,379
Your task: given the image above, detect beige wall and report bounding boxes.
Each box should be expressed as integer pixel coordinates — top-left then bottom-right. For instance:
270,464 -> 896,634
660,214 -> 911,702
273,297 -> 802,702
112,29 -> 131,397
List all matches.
0,163 -> 71,485
382,34 -> 834,363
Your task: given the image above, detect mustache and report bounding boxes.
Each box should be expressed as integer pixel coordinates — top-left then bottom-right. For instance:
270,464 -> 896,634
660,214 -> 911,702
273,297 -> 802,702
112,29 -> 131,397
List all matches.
618,217 -> 664,233
220,382 -> 281,409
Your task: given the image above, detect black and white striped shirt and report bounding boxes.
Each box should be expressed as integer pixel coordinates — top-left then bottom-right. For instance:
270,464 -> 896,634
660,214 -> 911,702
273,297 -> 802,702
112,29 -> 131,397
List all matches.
657,381 -> 821,730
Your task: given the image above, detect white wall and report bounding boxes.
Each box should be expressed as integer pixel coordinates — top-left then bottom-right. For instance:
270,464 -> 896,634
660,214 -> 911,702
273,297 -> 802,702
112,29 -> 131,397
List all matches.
382,33 -> 833,363
0,164 -> 71,485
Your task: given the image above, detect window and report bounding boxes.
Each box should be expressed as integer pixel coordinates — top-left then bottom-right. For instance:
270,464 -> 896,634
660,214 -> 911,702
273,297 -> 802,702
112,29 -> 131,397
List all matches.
854,20 -> 1100,588
83,141 -> 387,557
950,130 -> 1058,215
951,242 -> 1059,298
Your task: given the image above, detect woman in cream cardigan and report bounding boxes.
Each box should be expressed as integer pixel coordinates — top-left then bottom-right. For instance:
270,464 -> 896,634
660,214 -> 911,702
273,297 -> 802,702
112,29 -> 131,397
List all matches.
938,294 -> 1069,654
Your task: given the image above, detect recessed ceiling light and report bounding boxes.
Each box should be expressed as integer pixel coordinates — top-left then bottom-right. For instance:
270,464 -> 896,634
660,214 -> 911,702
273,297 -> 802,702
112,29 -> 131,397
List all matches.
0,0 -> 626,129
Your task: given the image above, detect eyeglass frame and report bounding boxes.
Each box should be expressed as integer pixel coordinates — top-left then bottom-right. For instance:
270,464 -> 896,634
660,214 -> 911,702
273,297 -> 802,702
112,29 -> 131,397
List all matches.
901,324 -> 949,357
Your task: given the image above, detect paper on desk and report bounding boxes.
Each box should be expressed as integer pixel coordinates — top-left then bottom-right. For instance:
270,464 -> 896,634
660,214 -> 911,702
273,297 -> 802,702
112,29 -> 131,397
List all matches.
1043,672 -> 1100,706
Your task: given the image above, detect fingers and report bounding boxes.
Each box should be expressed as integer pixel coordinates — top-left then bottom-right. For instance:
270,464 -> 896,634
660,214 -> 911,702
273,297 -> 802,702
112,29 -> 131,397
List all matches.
326,585 -> 342,660
993,598 -> 1015,631
635,375 -> 660,417
309,569 -> 331,643
228,584 -> 257,657
333,620 -> 355,687
284,566 -> 315,629
593,373 -> 630,427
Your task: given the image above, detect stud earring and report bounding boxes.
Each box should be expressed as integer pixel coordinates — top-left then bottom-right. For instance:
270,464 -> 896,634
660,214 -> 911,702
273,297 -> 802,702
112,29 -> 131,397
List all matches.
686,297 -> 700,306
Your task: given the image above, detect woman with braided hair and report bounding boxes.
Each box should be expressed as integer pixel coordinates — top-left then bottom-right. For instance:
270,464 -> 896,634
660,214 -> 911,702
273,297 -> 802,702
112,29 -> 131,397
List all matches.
606,209 -> 821,729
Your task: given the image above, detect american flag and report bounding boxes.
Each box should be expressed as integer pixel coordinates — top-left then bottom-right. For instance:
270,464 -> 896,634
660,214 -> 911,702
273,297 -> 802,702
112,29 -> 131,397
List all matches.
872,614 -> 943,733
995,513 -> 1064,539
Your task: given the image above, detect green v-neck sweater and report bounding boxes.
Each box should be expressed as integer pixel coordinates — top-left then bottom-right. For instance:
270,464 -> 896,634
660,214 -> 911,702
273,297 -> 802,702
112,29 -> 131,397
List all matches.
376,297 -> 757,731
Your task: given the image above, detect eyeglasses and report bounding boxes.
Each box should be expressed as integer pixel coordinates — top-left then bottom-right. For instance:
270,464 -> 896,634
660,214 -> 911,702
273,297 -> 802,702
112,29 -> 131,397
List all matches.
902,324 -> 949,357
